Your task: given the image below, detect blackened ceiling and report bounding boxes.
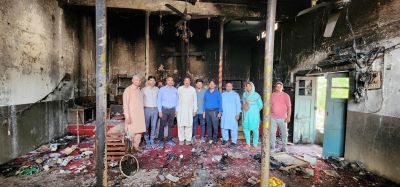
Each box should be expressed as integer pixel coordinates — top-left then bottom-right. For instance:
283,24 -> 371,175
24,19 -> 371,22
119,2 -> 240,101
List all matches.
175,0 -> 312,21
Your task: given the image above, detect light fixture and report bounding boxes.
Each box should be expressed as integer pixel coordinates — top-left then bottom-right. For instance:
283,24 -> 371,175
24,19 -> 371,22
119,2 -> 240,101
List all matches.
261,31 -> 267,38
176,21 -> 193,43
158,13 -> 164,35
257,31 -> 267,41
205,17 -> 211,39
256,23 -> 279,41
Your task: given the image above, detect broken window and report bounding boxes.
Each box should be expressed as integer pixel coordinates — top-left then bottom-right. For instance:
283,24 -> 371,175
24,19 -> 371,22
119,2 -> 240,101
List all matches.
298,80 -> 312,96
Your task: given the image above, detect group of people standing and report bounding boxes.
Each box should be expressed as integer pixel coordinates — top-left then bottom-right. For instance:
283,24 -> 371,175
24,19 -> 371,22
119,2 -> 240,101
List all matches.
123,75 -> 291,153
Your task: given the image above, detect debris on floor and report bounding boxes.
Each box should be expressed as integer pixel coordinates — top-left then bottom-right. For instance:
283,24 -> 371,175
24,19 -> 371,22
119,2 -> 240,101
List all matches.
303,154 -> 317,166
269,176 -> 285,187
0,135 -> 94,177
218,152 -> 229,171
19,166 -> 39,176
121,169 -> 159,187
247,176 -> 259,185
271,152 -> 308,171
303,168 -> 315,178
191,169 -> 215,187
227,151 -> 244,159
165,173 -> 180,182
323,170 -> 340,178
109,160 -> 118,168
0,136 -> 398,187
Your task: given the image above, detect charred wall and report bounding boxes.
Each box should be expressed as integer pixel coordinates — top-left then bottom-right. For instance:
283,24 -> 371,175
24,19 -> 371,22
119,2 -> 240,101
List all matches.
272,0 -> 400,183
0,0 -> 91,164
78,11 -> 257,97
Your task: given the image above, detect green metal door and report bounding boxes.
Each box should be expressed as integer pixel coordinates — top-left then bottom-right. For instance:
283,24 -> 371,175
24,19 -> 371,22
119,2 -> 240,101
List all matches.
293,77 -> 317,144
323,73 -> 349,157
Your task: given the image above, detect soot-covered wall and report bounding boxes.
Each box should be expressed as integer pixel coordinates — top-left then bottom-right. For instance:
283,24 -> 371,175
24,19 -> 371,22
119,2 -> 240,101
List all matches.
269,0 -> 400,183
76,10 -> 259,97
0,0 -> 95,164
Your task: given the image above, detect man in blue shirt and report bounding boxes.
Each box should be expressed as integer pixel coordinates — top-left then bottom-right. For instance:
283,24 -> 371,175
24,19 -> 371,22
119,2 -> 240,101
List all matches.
157,76 -> 178,147
203,80 -> 222,144
193,79 -> 207,143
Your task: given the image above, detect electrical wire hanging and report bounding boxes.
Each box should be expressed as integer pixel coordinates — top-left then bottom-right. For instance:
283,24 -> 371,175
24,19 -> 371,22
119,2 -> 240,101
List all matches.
345,6 -> 362,69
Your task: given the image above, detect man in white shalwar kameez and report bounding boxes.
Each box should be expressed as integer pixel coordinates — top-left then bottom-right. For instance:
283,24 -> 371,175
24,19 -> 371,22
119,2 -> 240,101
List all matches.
177,77 -> 197,145
221,82 -> 241,147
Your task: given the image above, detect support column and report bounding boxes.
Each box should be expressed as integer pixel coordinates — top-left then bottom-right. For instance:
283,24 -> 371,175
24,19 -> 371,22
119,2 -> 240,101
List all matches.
145,11 -> 150,78
261,0 -> 277,186
218,17 -> 225,92
95,0 -> 107,186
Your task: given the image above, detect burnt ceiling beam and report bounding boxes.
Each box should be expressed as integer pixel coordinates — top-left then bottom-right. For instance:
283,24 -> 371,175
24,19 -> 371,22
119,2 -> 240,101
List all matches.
62,0 -> 265,19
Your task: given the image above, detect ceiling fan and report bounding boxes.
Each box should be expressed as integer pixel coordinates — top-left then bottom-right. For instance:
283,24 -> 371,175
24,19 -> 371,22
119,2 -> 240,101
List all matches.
165,0 -> 209,42
296,0 -> 351,37
165,0 -> 208,26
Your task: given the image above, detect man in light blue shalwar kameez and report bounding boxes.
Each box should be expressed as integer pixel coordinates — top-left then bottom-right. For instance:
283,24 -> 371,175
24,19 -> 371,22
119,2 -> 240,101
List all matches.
221,82 -> 242,147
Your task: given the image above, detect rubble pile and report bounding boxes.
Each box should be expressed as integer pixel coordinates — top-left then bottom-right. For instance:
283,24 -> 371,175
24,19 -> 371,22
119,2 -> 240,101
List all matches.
0,136 -> 94,177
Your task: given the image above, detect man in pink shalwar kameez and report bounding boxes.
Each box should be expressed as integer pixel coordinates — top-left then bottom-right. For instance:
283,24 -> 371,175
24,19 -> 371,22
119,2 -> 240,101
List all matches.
123,75 -> 146,152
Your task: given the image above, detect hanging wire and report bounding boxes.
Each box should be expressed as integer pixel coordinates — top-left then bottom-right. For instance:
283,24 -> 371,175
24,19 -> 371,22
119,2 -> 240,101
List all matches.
345,5 -> 362,68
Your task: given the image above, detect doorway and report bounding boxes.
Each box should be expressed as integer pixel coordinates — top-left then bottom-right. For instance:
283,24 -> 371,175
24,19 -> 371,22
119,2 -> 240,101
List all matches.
293,73 -> 349,157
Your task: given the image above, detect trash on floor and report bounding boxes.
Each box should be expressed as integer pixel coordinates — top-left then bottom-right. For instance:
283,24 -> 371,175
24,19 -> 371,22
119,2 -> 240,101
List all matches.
218,152 -> 229,170
271,152 -> 308,171
327,156 -> 349,169
109,160 -> 118,168
303,168 -> 315,178
19,166 -> 39,176
49,144 -> 58,152
247,176 -> 259,185
269,177 -> 285,187
0,135 -> 94,178
1,136 -> 397,187
323,170 -> 340,178
61,145 -> 78,155
303,154 -> 317,166
165,173 -> 180,182
227,151 -> 244,159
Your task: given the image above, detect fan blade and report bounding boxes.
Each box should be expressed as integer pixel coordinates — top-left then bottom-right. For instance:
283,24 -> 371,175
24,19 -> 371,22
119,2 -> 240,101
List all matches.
165,4 -> 184,16
297,2 -> 332,17
191,15 -> 211,20
323,12 -> 341,37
